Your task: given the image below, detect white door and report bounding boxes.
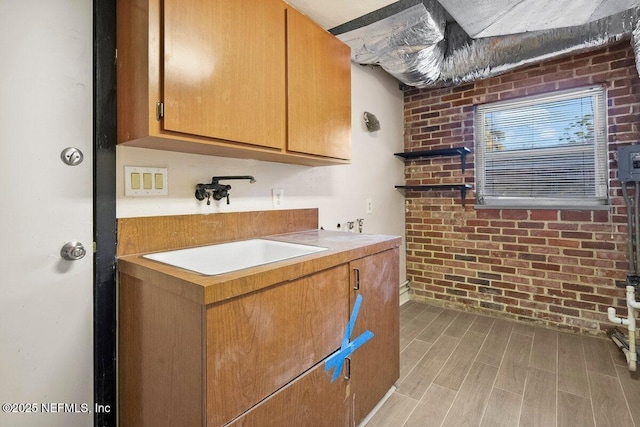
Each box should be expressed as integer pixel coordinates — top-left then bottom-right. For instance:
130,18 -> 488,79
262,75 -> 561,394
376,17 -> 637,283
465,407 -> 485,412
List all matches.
0,1 -> 94,427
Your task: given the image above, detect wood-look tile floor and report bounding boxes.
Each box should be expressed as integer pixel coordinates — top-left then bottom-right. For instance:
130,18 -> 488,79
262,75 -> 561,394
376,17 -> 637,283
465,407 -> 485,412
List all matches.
366,301 -> 640,427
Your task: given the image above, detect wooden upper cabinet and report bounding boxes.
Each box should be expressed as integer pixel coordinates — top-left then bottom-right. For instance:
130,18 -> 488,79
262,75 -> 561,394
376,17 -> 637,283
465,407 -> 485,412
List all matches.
163,0 -> 286,149
287,7 -> 352,160
117,0 -> 351,165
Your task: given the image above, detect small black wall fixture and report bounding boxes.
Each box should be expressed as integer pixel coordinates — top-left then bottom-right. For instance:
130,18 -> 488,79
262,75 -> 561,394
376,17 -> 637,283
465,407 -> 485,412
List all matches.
195,176 -> 256,205
395,184 -> 473,208
395,147 -> 472,173
394,147 -> 473,208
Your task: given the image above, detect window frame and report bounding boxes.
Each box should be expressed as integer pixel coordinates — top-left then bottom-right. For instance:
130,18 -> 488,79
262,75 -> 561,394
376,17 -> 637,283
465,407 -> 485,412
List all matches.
474,85 -> 609,210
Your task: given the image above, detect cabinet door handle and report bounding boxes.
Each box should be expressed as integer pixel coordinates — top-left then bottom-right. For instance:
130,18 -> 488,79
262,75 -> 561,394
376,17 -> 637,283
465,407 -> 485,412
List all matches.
353,268 -> 360,290
344,357 -> 351,381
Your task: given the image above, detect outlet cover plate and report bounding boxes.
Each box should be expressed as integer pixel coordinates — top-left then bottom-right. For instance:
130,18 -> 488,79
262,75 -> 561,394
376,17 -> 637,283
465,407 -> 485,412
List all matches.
272,188 -> 284,208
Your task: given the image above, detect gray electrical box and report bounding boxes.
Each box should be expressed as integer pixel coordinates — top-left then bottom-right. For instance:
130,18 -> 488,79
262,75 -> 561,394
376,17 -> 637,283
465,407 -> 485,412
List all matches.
618,144 -> 640,182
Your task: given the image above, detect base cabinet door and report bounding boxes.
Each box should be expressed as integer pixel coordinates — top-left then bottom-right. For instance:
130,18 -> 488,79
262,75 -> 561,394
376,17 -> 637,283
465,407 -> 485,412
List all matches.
206,265 -> 349,426
226,361 -> 352,427
350,248 -> 400,423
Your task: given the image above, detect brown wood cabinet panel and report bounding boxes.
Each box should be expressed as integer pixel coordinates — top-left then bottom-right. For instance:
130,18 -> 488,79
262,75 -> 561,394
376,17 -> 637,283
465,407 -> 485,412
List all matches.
163,0 -> 286,149
227,361 -> 352,427
206,265 -> 349,426
287,7 -> 352,160
350,248 -> 400,423
116,0 -> 158,143
117,0 -> 351,166
119,274 -> 205,427
116,209 -> 319,256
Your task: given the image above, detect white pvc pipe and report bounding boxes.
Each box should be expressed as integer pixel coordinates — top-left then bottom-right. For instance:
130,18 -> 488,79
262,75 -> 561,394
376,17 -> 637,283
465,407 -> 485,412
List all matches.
626,286 -> 638,371
608,307 -> 629,326
608,287 -> 639,371
629,334 -> 637,372
627,285 -> 640,309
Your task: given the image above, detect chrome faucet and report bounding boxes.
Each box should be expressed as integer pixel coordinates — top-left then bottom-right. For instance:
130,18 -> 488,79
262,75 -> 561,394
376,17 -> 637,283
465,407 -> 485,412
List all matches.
195,176 -> 256,205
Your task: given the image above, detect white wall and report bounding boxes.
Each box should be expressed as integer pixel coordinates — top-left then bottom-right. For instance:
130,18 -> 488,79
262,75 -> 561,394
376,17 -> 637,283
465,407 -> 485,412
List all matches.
117,64 -> 406,281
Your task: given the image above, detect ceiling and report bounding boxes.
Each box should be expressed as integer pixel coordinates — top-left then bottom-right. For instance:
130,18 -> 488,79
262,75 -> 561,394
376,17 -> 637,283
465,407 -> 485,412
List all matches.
439,0 -> 640,38
284,0 -> 397,30
286,0 -> 640,37
285,0 -> 640,88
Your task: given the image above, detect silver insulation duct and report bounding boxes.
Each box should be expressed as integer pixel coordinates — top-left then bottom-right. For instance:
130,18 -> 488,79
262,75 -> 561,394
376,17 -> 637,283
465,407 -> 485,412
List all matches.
335,2 -> 447,87
633,18 -> 640,76
335,4 -> 640,88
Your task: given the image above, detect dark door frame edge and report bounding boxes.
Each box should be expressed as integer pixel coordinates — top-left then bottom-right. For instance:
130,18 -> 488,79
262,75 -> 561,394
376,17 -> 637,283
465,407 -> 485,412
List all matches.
93,0 -> 117,425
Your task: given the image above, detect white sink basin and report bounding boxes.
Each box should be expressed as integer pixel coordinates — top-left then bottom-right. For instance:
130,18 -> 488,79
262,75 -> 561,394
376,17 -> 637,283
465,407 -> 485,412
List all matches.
143,238 -> 328,275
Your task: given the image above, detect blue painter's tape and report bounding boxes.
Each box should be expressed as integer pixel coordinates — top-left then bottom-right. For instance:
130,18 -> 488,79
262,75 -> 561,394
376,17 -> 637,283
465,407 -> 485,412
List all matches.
325,293 -> 374,382
342,293 -> 362,349
325,330 -> 374,382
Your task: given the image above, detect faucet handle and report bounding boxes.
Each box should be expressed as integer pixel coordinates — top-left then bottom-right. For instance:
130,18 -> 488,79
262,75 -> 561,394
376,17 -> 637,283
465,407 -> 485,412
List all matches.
211,185 -> 230,201
195,185 -> 207,201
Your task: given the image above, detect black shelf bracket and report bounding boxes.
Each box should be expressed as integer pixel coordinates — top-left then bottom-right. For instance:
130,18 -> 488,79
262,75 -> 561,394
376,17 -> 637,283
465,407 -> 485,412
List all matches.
395,147 -> 472,173
395,184 -> 473,207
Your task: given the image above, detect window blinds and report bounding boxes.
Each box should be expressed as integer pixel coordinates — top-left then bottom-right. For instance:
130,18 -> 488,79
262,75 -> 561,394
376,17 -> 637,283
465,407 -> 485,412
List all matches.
475,86 -> 608,208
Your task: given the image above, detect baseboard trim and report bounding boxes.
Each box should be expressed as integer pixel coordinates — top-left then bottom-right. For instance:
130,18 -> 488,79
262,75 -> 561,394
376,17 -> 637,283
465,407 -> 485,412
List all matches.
399,280 -> 410,305
358,385 -> 397,427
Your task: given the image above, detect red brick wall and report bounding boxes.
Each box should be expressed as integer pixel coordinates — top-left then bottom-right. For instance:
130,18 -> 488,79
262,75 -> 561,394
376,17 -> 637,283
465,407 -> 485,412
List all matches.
403,40 -> 640,334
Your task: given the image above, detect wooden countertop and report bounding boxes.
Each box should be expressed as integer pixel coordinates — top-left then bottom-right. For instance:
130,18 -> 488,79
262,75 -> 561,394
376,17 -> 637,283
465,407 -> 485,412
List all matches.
118,229 -> 401,306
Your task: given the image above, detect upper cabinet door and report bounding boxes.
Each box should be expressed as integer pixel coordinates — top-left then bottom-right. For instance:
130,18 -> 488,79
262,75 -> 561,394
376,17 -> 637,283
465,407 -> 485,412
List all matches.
287,8 -> 352,160
163,0 -> 286,149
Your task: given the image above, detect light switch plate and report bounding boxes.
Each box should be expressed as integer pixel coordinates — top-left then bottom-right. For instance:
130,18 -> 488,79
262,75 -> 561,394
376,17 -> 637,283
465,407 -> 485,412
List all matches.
125,166 -> 168,196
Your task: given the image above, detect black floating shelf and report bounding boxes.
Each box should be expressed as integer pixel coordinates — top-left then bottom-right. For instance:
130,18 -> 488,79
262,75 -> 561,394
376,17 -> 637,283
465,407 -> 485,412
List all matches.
395,184 -> 473,207
394,147 -> 472,172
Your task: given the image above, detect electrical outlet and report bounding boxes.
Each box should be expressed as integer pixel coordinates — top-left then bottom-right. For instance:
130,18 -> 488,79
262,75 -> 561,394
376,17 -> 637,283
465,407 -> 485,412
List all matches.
366,198 -> 373,214
272,188 -> 284,208
125,166 -> 168,196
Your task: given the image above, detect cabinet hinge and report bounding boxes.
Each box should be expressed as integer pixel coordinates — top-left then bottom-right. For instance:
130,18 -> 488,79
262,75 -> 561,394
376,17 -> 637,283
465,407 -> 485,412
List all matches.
156,102 -> 164,121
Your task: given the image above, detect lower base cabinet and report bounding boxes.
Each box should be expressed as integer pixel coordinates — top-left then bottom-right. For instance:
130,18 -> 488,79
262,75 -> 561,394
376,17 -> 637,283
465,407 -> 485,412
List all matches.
119,247 -> 399,426
206,265 -> 349,425
226,361 -> 352,427
228,248 -> 399,426
351,248 -> 400,422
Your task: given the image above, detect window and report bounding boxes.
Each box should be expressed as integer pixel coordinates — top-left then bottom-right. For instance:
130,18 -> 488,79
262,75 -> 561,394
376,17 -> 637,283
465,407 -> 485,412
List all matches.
474,86 -> 609,209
